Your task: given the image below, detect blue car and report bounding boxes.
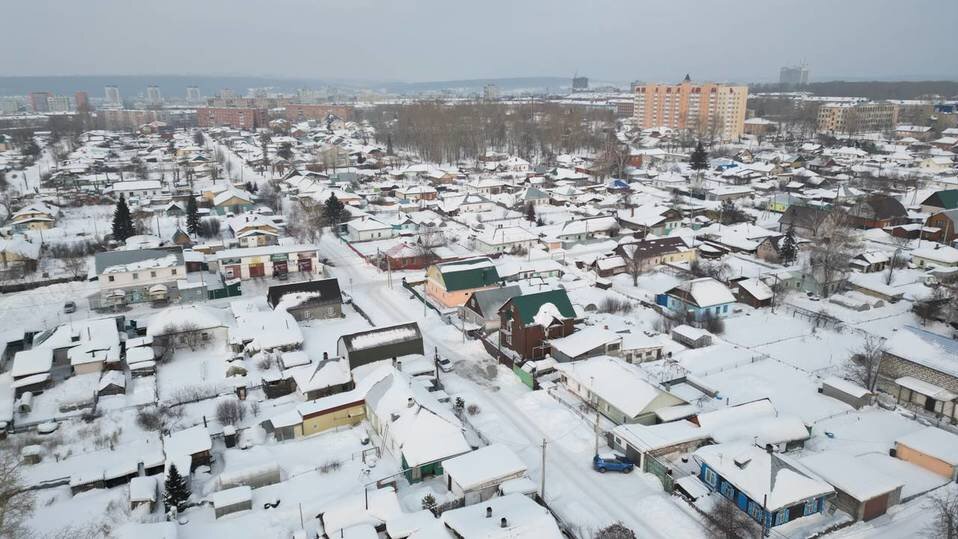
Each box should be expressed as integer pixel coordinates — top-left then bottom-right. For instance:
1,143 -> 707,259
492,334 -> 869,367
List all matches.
593,453 -> 634,474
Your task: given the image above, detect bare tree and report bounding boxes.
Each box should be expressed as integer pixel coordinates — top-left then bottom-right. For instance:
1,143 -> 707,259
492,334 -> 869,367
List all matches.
885,235 -> 911,286
926,489 -> 958,539
595,522 -> 637,539
705,496 -> 760,539
845,335 -> 886,392
808,210 -> 859,297
914,287 -> 947,326
215,398 -> 247,426
620,242 -> 652,287
0,452 -> 35,539
62,256 -> 88,280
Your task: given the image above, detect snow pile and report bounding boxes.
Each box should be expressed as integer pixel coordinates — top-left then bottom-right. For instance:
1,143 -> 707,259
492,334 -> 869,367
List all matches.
274,291 -> 321,312
349,326 -> 417,351
102,254 -> 179,274
532,302 -> 563,327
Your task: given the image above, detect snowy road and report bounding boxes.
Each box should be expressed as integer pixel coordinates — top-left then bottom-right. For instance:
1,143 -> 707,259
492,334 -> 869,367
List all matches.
316,234 -> 705,538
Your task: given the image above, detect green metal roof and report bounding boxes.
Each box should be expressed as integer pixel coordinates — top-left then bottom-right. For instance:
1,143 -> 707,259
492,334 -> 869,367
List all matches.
439,258 -> 500,292
509,289 -> 575,325
925,189 -> 958,210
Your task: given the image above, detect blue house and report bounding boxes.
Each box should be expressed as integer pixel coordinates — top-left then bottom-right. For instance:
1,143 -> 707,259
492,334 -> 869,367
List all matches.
695,443 -> 833,530
656,277 -> 736,321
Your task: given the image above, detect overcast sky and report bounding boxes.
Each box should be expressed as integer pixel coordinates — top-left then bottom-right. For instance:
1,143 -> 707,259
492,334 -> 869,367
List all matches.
4,0 -> 955,83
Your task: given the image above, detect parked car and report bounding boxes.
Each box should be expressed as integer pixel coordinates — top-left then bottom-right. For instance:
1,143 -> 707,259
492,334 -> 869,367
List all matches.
593,453 -> 634,474
63,301 -> 77,314
437,357 -> 454,373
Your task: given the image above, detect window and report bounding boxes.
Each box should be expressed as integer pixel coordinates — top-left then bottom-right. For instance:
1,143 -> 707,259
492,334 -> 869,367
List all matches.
775,511 -> 787,526
172,269 -> 177,275
108,275 -> 115,282
804,498 -> 818,516
720,481 -> 735,499
748,501 -> 764,522
132,273 -> 139,280
150,271 -> 157,278
703,468 -> 718,487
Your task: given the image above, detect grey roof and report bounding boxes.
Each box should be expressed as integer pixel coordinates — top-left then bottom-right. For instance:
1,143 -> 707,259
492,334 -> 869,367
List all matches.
469,285 -> 522,318
94,248 -> 184,275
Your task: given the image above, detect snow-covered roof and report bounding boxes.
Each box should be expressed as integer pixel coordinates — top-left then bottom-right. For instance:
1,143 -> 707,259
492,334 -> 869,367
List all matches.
146,304 -> 230,336
736,278 -> 772,301
695,443 -> 834,511
554,356 -> 681,418
163,425 -> 212,470
442,493 -> 562,539
548,326 -> 622,359
668,277 -> 736,308
0,237 -> 41,260
896,427 -> 958,465
800,452 -> 902,501
11,347 -> 54,378
109,180 -> 162,192
821,377 -> 871,399
129,475 -> 157,503
210,485 -> 252,508
442,444 -> 527,491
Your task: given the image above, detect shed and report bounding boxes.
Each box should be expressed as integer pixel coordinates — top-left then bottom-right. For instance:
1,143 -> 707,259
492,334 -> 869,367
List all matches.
800,452 -> 903,521
211,486 -> 253,518
671,325 -> 712,348
442,444 -> 528,504
97,370 -> 127,396
129,476 -> 158,510
820,377 -> 872,409
894,427 -> 958,480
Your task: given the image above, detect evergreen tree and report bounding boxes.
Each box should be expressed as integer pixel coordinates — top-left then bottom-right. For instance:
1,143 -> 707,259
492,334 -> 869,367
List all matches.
323,193 -> 347,229
780,225 -> 798,265
163,464 -> 191,512
111,194 -> 134,242
525,202 -> 536,222
185,196 -> 200,235
689,141 -> 709,171
386,134 -> 394,156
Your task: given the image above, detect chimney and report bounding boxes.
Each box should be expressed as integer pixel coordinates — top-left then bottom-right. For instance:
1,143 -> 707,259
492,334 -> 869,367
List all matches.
322,352 -> 328,361
500,517 -> 508,528
486,507 -> 493,518
407,397 -> 415,408
631,206 -> 634,217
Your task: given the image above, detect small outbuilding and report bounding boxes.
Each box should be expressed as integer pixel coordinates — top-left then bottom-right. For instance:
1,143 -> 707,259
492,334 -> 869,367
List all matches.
442,444 -> 528,504
211,486 -> 253,518
820,377 -> 872,409
800,452 -> 903,522
894,427 -> 958,480
129,476 -> 158,511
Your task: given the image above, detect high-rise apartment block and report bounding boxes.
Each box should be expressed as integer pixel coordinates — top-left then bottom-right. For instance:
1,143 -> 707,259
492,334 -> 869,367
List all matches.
146,85 -> 162,105
779,64 -> 809,86
105,85 -> 121,106
632,76 -> 748,141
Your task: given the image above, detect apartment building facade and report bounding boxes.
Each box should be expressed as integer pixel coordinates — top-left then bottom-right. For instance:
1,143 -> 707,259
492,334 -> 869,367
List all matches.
633,77 -> 748,141
817,102 -> 899,135
196,106 -> 268,130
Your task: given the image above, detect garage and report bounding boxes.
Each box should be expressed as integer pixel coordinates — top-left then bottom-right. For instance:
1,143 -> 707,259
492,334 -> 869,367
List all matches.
224,264 -> 242,279
248,263 -> 266,278
862,493 -> 889,521
297,258 -> 313,272
272,260 -> 288,276
800,452 -> 903,522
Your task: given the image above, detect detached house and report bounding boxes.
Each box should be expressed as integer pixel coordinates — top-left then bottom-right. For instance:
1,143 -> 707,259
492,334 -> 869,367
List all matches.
10,202 -> 59,231
212,187 -> 255,215
267,278 -> 343,321
696,443 -> 834,530
657,278 -> 736,321
498,289 -> 576,361
94,248 -> 187,308
425,258 -> 501,309
555,356 -> 686,425
474,226 -> 538,254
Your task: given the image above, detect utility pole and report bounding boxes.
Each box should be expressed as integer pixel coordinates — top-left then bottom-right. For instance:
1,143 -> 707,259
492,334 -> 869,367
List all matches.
540,438 -> 547,501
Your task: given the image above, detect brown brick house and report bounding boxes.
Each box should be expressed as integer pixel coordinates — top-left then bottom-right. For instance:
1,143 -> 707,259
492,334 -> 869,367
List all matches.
498,289 -> 576,360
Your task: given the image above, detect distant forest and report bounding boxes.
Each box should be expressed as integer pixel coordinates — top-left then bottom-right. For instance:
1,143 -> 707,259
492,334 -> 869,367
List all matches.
751,81 -> 958,100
